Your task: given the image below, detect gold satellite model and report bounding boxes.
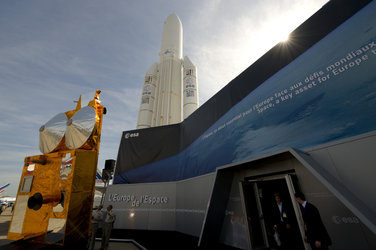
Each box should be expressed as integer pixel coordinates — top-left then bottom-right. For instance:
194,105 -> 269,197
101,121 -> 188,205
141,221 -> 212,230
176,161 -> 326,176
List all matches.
7,90 -> 105,247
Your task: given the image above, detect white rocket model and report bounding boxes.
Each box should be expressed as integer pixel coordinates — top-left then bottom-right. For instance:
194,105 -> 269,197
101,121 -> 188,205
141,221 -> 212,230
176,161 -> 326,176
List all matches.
137,14 -> 199,129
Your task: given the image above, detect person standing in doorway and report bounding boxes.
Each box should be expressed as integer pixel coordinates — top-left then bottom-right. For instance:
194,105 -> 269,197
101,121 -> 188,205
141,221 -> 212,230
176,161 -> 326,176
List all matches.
271,193 -> 295,249
88,205 -> 103,250
295,192 -> 332,249
100,205 -> 115,250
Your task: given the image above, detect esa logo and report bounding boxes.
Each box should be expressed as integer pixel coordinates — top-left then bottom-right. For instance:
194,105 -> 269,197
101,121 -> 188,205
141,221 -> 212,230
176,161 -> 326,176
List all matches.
332,216 -> 359,224
125,132 -> 139,139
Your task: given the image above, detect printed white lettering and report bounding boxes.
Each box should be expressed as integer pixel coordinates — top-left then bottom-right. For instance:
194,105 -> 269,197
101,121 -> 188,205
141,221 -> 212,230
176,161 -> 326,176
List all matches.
332,216 -> 360,224
108,193 -> 169,207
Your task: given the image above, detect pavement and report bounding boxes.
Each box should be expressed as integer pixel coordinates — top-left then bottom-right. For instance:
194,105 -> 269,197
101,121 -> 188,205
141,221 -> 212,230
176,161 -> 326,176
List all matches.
0,208 -> 13,247
0,208 -> 145,250
0,209 -> 238,250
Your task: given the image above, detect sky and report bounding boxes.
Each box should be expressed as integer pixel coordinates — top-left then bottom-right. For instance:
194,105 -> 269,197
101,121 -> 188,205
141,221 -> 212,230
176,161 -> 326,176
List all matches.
0,0 -> 328,197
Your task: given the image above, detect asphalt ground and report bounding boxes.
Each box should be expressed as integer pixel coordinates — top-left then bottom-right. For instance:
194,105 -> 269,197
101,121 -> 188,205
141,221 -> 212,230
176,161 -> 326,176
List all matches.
0,208 -> 144,250
0,208 -> 239,250
0,208 -> 13,247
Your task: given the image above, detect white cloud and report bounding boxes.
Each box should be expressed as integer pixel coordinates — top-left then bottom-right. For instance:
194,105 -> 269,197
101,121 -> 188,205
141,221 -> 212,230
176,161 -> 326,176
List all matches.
106,88 -> 141,111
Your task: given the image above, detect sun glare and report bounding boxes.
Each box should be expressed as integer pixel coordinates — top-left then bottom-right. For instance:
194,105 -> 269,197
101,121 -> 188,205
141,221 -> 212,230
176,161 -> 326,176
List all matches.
274,24 -> 292,43
255,24 -> 292,52
280,32 -> 290,42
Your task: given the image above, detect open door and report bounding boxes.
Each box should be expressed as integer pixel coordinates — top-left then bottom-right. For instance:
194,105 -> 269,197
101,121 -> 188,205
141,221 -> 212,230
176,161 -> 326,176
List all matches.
240,181 -> 269,250
240,173 -> 308,250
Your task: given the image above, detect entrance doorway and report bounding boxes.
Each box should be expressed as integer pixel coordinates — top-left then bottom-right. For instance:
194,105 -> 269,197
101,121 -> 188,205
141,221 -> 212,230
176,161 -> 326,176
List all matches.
240,173 -> 307,250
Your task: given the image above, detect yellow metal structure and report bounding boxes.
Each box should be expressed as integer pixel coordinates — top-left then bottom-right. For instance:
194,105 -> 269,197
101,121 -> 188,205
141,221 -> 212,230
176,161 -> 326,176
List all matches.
7,90 -> 105,247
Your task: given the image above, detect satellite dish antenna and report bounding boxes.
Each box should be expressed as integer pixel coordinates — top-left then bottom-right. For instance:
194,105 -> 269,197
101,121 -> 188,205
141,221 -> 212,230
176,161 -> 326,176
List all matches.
39,112 -> 67,154
65,106 -> 96,149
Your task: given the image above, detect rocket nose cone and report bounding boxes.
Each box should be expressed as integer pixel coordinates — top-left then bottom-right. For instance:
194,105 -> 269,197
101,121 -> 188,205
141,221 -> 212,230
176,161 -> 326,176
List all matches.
165,13 -> 181,25
161,13 -> 183,58
183,56 -> 195,68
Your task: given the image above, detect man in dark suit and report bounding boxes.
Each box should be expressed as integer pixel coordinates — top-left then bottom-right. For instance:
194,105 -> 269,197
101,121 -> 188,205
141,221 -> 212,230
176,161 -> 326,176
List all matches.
295,192 -> 332,249
271,193 -> 295,249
